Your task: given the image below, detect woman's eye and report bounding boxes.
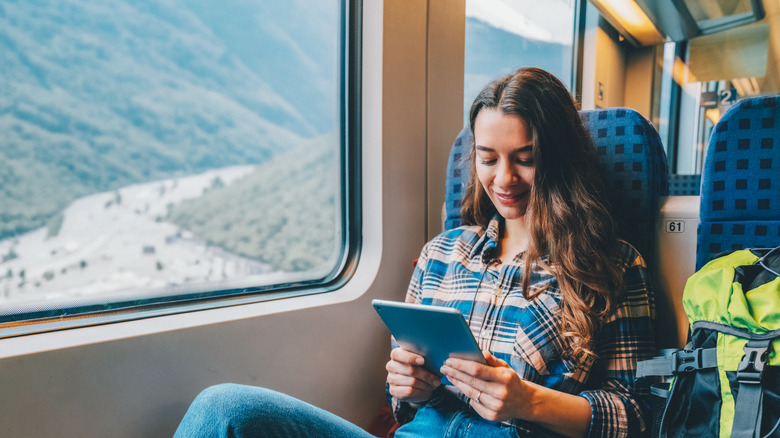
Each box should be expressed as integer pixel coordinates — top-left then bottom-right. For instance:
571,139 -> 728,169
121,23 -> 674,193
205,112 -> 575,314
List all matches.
515,157 -> 534,167
478,158 -> 496,165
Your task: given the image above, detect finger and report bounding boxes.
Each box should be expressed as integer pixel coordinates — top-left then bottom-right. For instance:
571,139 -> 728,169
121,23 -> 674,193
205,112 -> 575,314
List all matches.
386,376 -> 433,402
469,391 -> 493,410
387,382 -> 428,402
386,372 -> 434,391
441,364 -> 505,410
446,373 -> 495,409
390,347 -> 425,366
386,357 -> 438,381
441,366 -> 492,404
386,368 -> 440,389
483,351 -> 511,368
442,358 -> 494,382
386,360 -> 440,387
456,379 -> 501,420
440,363 -> 480,390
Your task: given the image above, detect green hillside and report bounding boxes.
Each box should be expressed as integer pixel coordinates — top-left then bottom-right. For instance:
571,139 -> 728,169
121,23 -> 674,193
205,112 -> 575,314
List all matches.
0,0 -> 321,241
167,137 -> 338,273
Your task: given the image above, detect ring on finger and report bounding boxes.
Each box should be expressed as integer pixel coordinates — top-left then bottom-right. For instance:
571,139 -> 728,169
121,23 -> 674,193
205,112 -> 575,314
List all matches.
474,390 -> 482,404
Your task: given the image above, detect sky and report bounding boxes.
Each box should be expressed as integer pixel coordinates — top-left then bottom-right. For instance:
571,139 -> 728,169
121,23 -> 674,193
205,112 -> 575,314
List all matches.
466,0 -> 575,45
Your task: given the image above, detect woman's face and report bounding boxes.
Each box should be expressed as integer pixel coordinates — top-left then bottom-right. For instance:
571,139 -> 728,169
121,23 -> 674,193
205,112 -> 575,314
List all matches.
473,108 -> 535,221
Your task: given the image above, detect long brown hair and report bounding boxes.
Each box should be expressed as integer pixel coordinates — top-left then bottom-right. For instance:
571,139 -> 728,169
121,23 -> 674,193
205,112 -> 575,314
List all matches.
462,67 -> 624,358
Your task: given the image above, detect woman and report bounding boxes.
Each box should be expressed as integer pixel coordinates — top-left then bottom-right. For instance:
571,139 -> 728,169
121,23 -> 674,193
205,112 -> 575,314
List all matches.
173,67 -> 655,438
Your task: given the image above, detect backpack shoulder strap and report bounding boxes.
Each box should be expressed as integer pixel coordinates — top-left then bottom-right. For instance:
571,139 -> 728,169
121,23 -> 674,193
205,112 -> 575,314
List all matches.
731,338 -> 772,438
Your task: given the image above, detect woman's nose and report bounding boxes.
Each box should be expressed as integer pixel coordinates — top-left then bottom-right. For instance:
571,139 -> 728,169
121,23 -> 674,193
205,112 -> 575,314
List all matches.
494,160 -> 516,187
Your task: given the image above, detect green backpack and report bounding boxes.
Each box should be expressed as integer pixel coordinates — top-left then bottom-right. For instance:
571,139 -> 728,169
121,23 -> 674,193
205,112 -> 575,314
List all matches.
638,247 -> 780,438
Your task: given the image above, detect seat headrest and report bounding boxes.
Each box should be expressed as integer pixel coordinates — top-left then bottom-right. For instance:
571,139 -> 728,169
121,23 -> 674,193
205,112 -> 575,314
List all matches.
443,108 -> 669,264
697,95 -> 780,269
443,126 -> 472,231
581,108 -> 669,262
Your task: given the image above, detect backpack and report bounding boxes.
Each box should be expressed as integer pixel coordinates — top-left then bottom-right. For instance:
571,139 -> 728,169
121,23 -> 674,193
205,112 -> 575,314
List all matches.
637,247 -> 780,438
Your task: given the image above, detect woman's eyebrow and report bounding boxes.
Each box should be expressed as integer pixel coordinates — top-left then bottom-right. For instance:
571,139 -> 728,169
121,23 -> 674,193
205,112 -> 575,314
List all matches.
475,145 -> 533,153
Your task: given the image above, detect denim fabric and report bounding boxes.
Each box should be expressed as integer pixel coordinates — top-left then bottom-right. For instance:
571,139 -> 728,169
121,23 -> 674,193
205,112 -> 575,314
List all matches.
173,383 -> 374,438
393,390 -> 520,438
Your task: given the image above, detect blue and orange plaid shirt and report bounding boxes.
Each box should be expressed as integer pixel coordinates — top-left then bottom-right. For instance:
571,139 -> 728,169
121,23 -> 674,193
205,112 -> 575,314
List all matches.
389,216 -> 656,437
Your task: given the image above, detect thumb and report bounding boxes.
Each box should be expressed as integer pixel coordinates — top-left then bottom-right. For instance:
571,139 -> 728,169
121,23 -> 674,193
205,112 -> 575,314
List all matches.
483,350 -> 511,368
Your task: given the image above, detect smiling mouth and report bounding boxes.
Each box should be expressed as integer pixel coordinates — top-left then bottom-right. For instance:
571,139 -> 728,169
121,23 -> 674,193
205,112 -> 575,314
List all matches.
495,191 -> 528,205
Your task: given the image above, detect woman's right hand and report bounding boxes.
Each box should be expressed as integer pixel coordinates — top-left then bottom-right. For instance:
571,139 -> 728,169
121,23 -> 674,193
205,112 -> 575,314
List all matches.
386,347 -> 441,403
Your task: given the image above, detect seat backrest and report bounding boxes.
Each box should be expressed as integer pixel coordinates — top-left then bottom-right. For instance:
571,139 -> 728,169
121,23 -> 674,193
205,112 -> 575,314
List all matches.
443,107 -> 669,265
696,95 -> 780,269
669,174 -> 701,196
443,125 -> 472,231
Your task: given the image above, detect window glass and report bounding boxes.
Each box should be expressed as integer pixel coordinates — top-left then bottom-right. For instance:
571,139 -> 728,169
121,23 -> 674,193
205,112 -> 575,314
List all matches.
674,9 -> 778,174
683,0 -> 753,22
0,0 -> 348,320
464,0 -> 577,120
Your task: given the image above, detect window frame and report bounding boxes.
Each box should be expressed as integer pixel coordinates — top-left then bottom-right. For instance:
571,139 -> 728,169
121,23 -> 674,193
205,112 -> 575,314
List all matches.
0,0 -> 363,339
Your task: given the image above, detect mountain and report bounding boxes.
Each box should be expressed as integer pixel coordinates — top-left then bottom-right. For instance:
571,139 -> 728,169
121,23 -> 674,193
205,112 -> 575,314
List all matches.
464,16 -> 574,117
0,0 -> 337,240
182,0 -> 341,135
0,135 -> 339,305
0,165 -> 271,305
167,135 -> 338,272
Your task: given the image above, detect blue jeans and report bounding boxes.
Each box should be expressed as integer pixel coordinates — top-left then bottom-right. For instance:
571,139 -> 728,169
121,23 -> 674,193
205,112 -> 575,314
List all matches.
173,384 -> 374,438
393,390 -> 520,438
173,383 -> 519,437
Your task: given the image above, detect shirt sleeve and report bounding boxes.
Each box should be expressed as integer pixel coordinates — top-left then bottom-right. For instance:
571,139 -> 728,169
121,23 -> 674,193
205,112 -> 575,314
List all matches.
386,242 -> 430,424
579,245 -> 656,438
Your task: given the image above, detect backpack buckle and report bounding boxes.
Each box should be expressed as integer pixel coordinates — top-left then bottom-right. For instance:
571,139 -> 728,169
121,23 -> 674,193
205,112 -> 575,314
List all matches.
674,349 -> 704,373
737,342 -> 770,384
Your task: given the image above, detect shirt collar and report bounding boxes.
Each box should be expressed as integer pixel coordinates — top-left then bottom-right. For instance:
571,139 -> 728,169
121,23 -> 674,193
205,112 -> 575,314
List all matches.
470,214 -> 503,264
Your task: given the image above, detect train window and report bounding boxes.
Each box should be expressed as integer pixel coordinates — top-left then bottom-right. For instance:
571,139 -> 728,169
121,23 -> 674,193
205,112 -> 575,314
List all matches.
0,0 -> 358,333
672,2 -> 778,174
463,0 -> 578,119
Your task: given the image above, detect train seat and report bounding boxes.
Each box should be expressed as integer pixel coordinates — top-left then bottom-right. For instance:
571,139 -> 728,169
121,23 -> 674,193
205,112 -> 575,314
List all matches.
696,95 -> 780,269
375,108 -> 669,437
444,107 -> 670,267
668,174 -> 701,196
443,125 -> 473,231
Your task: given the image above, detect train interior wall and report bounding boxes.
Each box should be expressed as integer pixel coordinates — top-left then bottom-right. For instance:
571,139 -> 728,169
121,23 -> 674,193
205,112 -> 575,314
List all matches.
0,1 -> 444,436
0,1 -> 703,436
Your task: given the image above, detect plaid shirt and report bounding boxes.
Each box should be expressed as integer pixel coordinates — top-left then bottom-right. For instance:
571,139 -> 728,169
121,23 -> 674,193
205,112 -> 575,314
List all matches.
389,217 -> 656,437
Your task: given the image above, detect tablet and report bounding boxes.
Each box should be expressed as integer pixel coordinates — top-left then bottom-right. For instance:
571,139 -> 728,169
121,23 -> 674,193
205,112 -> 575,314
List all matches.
372,299 -> 486,385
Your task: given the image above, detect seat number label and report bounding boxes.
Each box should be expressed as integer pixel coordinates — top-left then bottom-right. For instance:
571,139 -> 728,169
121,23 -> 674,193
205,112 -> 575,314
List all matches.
665,220 -> 685,233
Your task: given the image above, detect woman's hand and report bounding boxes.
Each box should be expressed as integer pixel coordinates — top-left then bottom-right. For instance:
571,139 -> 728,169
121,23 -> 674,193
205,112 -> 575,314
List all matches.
440,350 -> 531,423
386,347 -> 441,403
442,351 -> 592,437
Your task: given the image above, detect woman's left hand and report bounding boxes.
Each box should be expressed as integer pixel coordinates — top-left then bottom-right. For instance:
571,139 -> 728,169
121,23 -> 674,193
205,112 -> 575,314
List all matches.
440,351 -> 532,423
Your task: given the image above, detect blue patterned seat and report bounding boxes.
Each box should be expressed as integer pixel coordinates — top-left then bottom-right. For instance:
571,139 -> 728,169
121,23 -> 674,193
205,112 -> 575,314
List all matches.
444,107 -> 669,265
443,125 -> 472,231
696,95 -> 780,269
669,174 -> 701,196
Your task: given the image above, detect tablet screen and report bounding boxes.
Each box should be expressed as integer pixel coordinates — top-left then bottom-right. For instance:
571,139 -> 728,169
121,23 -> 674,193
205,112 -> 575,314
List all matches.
372,299 -> 486,384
